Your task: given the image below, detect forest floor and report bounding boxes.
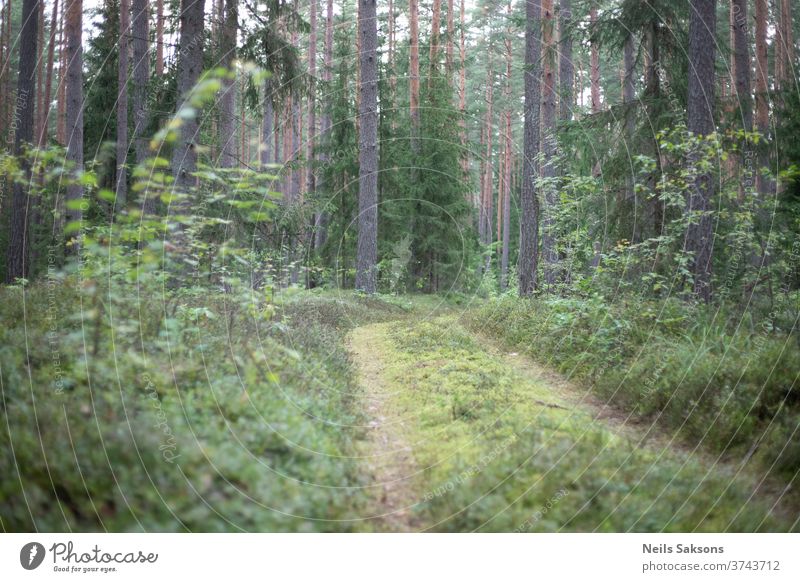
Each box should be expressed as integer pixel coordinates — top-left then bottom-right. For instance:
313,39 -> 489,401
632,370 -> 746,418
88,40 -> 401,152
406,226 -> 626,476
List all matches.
348,299 -> 799,532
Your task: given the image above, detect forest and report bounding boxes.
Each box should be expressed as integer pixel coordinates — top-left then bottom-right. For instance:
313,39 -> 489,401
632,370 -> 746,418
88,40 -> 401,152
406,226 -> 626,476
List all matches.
0,0 -> 798,532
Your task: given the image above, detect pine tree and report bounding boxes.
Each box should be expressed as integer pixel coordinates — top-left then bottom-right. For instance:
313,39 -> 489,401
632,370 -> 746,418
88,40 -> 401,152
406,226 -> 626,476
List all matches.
355,0 -> 378,293
519,0 -> 542,297
685,0 -> 716,302
6,0 -> 39,281
65,0 -> 84,250
116,0 -> 130,208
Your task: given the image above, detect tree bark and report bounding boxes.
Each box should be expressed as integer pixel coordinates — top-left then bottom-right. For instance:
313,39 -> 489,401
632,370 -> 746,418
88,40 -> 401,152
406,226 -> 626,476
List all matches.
459,0 -> 467,173
6,0 -> 39,281
307,0 -> 317,195
56,4 -> 66,145
685,0 -> 717,303
541,0 -> 558,287
429,0 -> 441,86
116,0 -> 130,209
754,0 -> 769,197
446,0 -> 454,75
409,0 -> 420,142
355,0 -> 378,293
40,0 -> 59,147
218,0 -> 237,168
589,3 -> 600,113
519,0 -> 542,297
155,0 -> 164,77
558,0 -> 573,121
731,0 -> 752,132
500,12 -> 512,290
64,0 -> 83,250
314,0 -> 334,250
171,0 -> 205,192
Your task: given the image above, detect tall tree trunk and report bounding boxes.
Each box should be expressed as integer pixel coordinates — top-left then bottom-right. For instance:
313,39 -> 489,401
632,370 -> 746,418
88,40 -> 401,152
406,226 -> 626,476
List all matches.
355,0 -> 378,293
781,0 -> 793,85
686,0 -> 717,303
155,0 -> 164,77
429,0 -> 441,86
519,0 -> 542,296
482,54 -> 494,261
116,0 -> 130,210
754,0 -> 769,197
589,3 -> 600,113
261,79 -> 273,168
40,0 -> 59,147
0,1 -> 7,141
34,0 -> 44,146
314,0 -> 334,250
558,0 -> 572,121
219,0 -> 237,168
132,0 -> 152,213
541,0 -> 558,287
64,0 -> 83,251
6,0 -> 38,281
731,0 -> 752,132
56,5 -> 66,145
622,32 -> 635,207
775,0 -> 793,90
459,0 -> 467,174
500,13 -> 512,290
446,0 -> 454,75
409,0 -> 420,142
171,0 -> 205,192
307,0 -> 317,195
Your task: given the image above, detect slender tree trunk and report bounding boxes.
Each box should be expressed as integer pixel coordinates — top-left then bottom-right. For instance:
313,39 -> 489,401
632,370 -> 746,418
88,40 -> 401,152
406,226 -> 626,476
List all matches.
429,0 -> 441,86
56,5 -> 66,145
685,0 -> 717,303
446,0 -> 454,75
314,0 -> 334,250
6,0 -> 39,281
155,0 -> 164,76
219,0 -> 237,168
34,0 -> 44,146
131,0 -> 152,214
731,0 -> 752,132
459,0 -> 467,174
589,3 -> 600,113
116,0 -> 130,209
558,0 -> 572,121
0,1 -> 7,141
261,79 -> 273,168
482,54 -> 494,264
171,0 -> 205,192
409,0 -> 420,142
355,0 -> 378,293
500,18 -> 512,290
754,0 -> 769,197
307,0 -> 317,195
622,32 -> 635,207
541,0 -> 558,287
64,0 -> 83,251
519,0 -> 542,296
40,0 -> 59,147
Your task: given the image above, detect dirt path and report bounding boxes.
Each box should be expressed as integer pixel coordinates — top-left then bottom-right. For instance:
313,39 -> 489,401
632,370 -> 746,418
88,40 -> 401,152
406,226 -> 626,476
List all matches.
347,312 -> 797,532
349,323 -> 422,532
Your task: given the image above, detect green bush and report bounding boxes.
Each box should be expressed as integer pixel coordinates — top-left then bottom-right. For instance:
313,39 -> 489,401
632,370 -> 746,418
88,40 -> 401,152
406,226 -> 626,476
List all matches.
0,283 -> 399,531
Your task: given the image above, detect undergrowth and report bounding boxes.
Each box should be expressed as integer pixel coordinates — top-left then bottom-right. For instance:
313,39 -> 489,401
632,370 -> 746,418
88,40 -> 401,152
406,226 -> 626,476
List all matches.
463,296 -> 800,480
0,283 -> 401,532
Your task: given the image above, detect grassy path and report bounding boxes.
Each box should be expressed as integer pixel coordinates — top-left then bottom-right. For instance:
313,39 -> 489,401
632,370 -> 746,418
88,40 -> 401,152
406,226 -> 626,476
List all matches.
349,311 -> 798,532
